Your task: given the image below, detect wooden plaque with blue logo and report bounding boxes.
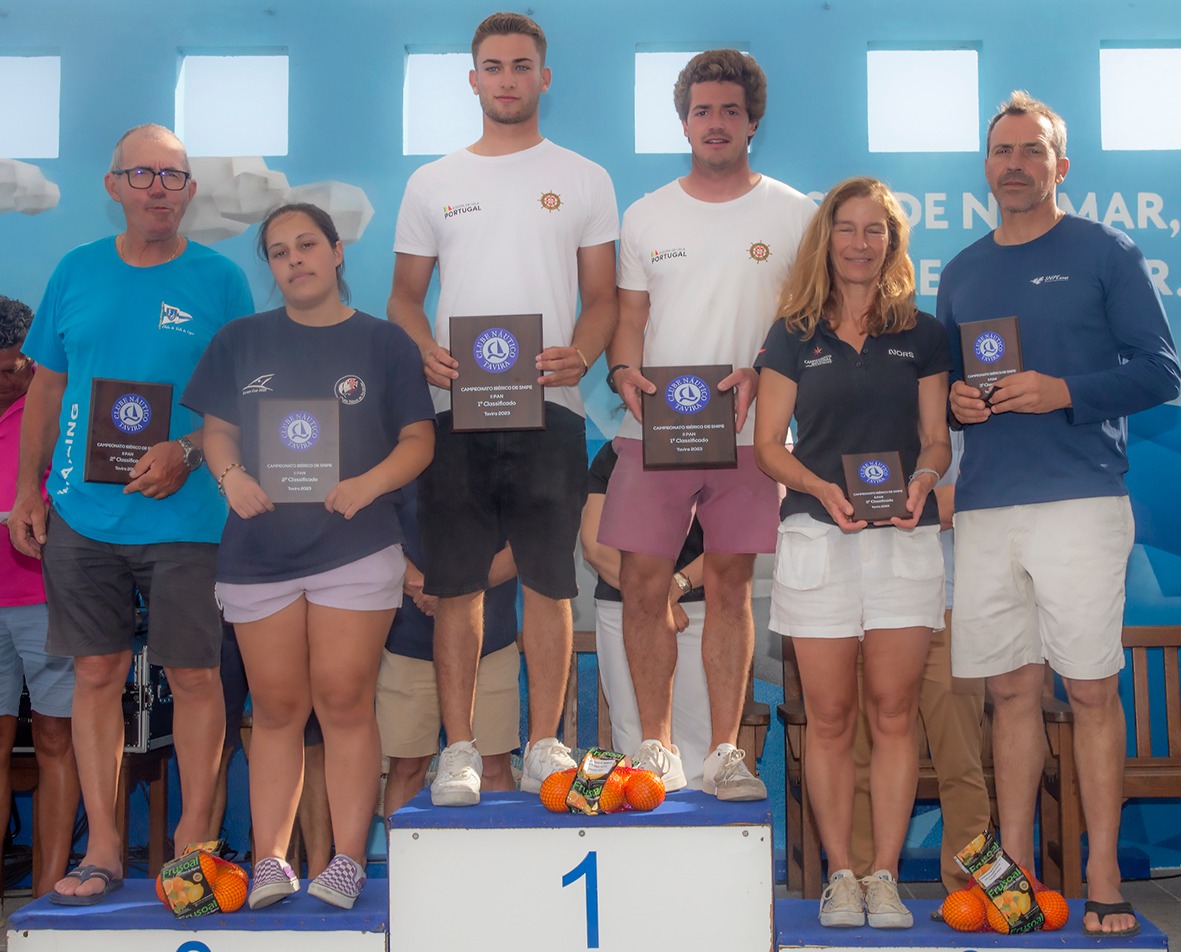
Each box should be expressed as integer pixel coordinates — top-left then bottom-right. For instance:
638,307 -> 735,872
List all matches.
257,398 -> 341,503
959,315 -> 1023,404
641,364 -> 737,470
85,378 -> 173,483
841,450 -> 910,522
449,313 -> 544,432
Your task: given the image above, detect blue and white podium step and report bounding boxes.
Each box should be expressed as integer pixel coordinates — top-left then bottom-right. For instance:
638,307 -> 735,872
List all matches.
388,789 -> 774,951
775,899 -> 1167,952
6,879 -> 388,952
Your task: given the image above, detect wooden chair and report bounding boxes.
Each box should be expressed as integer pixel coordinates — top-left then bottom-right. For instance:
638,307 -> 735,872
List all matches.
6,753 -> 41,900
1039,625 -> 1181,897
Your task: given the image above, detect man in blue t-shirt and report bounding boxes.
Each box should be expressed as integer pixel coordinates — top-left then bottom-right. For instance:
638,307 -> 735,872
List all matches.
9,123 -> 254,905
938,92 -> 1179,937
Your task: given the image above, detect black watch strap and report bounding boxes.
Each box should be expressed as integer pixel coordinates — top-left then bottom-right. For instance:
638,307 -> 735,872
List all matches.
606,363 -> 629,394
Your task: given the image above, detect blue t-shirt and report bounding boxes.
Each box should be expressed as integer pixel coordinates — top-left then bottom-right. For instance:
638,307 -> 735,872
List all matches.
25,238 -> 253,544
937,215 -> 1180,512
386,481 -> 518,660
182,309 -> 435,583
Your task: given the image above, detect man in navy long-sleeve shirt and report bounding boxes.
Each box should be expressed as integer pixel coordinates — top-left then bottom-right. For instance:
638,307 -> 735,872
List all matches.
938,90 -> 1179,937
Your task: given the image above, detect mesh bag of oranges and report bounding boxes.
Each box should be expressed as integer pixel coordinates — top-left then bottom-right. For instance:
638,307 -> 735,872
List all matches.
941,875 -> 1070,933
154,840 -> 248,917
539,748 -> 666,815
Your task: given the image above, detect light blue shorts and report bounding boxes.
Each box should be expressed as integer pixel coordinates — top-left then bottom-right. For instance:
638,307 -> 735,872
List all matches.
0,603 -> 75,718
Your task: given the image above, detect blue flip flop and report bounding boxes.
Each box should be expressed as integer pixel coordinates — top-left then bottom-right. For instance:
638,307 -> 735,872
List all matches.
48,865 -> 125,906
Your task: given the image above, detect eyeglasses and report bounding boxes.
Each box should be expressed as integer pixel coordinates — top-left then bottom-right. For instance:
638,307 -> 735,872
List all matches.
111,167 -> 192,191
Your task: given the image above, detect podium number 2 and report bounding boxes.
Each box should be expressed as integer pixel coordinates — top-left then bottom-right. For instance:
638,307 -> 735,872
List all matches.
562,850 -> 600,948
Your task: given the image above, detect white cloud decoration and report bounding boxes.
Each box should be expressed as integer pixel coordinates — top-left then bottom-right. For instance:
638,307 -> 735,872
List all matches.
286,181 -> 374,244
0,159 -> 61,215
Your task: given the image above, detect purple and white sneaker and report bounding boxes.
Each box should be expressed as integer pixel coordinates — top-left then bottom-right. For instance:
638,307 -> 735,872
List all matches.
248,856 -> 299,909
307,853 -> 366,909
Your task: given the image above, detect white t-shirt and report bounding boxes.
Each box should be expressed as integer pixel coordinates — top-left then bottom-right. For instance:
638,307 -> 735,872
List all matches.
394,138 -> 619,417
617,175 -> 815,444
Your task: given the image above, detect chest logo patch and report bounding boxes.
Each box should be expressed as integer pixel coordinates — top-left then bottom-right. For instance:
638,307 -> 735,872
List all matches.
473,328 -> 519,374
243,374 -> 275,395
443,202 -> 481,220
159,302 -> 193,333
335,375 -> 367,405
747,241 -> 771,264
666,375 -> 710,414
279,411 -> 320,452
651,247 -> 687,263
858,459 -> 891,486
111,394 -> 152,434
539,191 -> 562,212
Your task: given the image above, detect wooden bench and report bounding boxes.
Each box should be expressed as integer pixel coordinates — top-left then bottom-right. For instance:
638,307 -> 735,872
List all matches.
1039,625 -> 1181,897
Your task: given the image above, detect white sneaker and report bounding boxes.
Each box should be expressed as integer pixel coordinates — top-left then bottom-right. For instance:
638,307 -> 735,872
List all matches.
430,740 -> 482,806
861,869 -> 913,928
819,868 -> 865,927
630,739 -> 687,792
701,744 -> 767,801
520,737 -> 577,793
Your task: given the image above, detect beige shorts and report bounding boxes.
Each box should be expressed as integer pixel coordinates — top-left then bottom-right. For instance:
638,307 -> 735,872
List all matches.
375,642 -> 521,758
951,496 -> 1133,680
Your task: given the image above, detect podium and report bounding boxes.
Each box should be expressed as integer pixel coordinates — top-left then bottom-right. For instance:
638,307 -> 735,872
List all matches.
388,790 -> 774,950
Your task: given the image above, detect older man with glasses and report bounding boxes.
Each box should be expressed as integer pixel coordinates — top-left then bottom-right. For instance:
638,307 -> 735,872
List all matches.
9,123 -> 253,905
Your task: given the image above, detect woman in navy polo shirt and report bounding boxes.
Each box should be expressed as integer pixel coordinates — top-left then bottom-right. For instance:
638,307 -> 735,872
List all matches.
754,178 -> 951,930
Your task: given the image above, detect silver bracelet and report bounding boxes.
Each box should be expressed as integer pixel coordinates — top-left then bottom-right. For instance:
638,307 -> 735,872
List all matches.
908,467 -> 941,484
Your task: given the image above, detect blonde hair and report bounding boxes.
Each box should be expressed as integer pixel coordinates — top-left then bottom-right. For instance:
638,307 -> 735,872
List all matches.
778,177 -> 916,340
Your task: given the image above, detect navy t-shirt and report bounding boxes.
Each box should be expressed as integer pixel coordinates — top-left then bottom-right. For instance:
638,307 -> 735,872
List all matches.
587,442 -> 704,603
386,480 -> 518,659
755,310 -> 950,527
183,308 -> 435,582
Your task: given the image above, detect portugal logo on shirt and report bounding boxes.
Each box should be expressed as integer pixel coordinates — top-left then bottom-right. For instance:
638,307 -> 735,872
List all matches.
748,241 -> 772,264
111,394 -> 152,434
858,459 -> 891,486
539,191 -> 562,212
473,329 -> 519,374
280,411 -> 320,451
666,375 -> 710,414
973,332 -> 1005,364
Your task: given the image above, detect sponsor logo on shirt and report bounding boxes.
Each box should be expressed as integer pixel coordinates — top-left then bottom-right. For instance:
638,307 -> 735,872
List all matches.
803,347 -> 832,369
539,191 -> 562,212
243,374 -> 275,395
747,241 -> 772,264
443,202 -> 481,220
159,302 -> 194,334
887,348 -> 915,359
335,375 -> 367,405
650,247 -> 687,263
1030,274 -> 1069,285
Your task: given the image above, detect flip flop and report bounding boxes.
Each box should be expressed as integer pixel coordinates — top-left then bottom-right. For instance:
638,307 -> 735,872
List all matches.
48,865 -> 125,906
1082,900 -> 1141,938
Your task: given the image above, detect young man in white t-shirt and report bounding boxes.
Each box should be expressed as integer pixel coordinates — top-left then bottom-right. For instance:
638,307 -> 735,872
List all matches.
600,49 -> 814,800
388,12 -> 618,807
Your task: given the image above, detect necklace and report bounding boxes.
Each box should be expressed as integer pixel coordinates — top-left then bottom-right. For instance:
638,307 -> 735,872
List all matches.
117,233 -> 183,266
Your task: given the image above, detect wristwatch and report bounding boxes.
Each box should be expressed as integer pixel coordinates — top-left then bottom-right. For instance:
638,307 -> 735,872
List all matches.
606,364 -> 629,395
177,435 -> 204,471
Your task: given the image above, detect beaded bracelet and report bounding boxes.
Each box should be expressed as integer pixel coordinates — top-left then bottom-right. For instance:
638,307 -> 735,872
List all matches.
217,462 -> 246,495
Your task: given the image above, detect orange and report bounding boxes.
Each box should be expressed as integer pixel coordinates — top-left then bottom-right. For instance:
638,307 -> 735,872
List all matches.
941,888 -> 987,932
1036,889 -> 1069,931
210,855 -> 248,913
984,897 -> 1011,934
540,767 -> 578,812
599,767 -> 632,813
625,769 -> 665,811
155,874 -> 168,905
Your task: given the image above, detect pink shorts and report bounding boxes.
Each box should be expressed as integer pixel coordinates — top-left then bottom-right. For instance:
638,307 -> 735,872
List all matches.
598,438 -> 780,559
216,544 -> 406,624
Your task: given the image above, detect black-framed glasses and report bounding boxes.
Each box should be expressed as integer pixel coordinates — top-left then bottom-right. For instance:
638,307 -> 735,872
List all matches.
111,167 -> 192,191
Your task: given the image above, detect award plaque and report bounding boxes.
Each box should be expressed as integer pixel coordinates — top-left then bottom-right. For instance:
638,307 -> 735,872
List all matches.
85,378 -> 173,484
841,451 -> 910,522
450,314 -> 544,432
257,398 -> 340,504
960,316 -> 1023,403
641,365 -> 737,470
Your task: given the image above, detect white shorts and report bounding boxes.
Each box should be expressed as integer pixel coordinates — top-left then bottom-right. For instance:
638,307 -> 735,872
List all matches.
769,514 -> 945,639
594,599 -> 711,788
216,545 -> 406,624
951,497 -> 1132,680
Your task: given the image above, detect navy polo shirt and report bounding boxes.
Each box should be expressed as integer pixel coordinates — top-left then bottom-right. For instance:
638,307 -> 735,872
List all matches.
755,310 -> 950,526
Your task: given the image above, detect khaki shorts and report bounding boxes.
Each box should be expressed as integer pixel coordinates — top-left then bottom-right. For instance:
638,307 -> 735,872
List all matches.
375,643 -> 521,758
951,496 -> 1133,680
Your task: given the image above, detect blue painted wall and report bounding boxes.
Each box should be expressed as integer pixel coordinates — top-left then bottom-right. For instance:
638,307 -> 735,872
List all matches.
3,0 -> 1180,874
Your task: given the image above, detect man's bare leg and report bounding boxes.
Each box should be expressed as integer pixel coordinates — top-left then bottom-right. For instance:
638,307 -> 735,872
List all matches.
29,712 -> 80,897
520,587 -> 571,745
433,593 -> 483,743
701,552 -> 755,751
166,664 -> 225,854
619,551 -> 677,745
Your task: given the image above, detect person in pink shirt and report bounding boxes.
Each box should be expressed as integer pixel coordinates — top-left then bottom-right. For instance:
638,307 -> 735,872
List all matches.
0,295 -> 80,898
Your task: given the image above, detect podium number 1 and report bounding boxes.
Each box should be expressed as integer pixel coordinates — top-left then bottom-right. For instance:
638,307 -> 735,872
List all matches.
562,851 -> 600,948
